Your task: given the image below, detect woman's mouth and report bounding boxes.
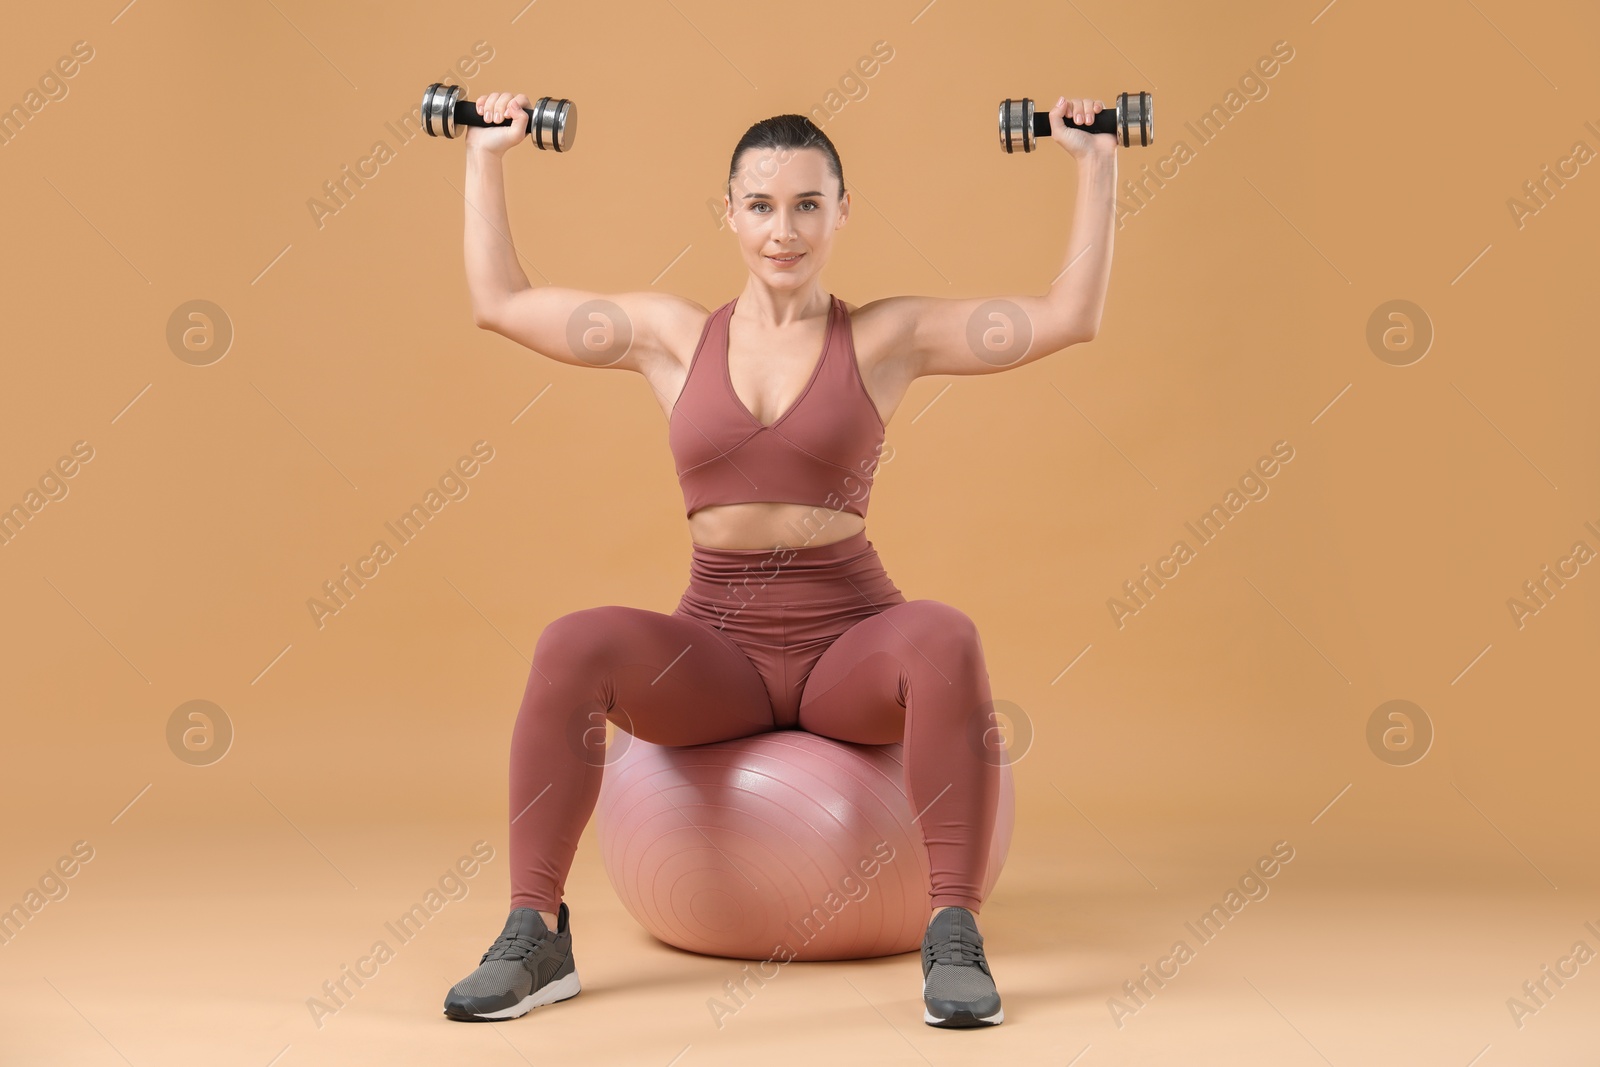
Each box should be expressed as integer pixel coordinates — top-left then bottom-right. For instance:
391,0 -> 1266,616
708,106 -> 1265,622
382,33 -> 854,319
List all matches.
767,252 -> 805,267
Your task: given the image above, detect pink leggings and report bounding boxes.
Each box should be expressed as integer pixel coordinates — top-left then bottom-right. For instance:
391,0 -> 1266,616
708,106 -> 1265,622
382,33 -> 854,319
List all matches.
507,528 -> 999,915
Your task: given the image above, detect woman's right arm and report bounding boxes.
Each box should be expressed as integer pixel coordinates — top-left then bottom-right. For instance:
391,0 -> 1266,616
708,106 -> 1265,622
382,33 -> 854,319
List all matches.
462,92 -> 699,376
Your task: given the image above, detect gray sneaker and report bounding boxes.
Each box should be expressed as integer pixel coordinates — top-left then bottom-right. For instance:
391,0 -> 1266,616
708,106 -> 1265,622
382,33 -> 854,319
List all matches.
921,906 -> 1003,1027
443,903 -> 581,1021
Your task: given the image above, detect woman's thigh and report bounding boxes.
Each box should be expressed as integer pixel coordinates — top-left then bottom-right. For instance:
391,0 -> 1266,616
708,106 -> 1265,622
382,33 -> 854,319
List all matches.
794,598 -> 986,744
529,604 -> 778,747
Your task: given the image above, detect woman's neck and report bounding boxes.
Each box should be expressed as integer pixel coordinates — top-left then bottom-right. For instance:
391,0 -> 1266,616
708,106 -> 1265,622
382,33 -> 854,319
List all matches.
734,282 -> 831,327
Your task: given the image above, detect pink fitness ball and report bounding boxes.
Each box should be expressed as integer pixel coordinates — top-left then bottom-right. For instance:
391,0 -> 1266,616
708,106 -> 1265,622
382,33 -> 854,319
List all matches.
595,729 -> 1015,961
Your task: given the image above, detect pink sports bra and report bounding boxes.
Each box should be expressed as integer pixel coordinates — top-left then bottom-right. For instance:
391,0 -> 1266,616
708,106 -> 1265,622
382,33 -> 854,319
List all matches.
668,293 -> 887,520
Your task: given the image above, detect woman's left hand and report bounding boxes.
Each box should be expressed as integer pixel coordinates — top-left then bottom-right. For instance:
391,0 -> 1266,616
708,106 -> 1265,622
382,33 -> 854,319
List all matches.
1049,96 -> 1117,160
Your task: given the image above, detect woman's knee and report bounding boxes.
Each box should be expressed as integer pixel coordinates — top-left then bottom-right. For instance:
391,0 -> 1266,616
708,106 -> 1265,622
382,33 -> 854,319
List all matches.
520,608 -> 639,740
897,599 -> 985,667
533,606 -> 634,672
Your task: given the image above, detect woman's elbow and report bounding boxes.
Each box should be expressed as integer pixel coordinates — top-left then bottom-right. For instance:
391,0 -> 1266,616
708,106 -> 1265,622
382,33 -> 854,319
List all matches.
472,303 -> 503,331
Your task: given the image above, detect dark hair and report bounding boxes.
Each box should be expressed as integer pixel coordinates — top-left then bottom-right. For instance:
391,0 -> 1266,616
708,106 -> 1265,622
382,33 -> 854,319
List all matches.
727,114 -> 845,202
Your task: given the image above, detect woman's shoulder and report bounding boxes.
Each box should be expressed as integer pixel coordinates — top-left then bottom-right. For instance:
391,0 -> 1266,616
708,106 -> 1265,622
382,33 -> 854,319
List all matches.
839,294 -> 918,354
840,293 -> 916,325
648,292 -> 718,364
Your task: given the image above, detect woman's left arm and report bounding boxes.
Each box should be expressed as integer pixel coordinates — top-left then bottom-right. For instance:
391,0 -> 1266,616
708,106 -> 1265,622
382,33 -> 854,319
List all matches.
874,96 -> 1119,378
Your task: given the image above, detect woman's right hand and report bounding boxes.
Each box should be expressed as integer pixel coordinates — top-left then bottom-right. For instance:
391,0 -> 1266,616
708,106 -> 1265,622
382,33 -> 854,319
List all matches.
465,91 -> 531,155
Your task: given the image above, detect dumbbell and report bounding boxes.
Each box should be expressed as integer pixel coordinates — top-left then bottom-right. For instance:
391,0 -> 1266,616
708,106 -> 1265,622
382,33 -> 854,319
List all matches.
997,92 -> 1153,152
420,83 -> 577,152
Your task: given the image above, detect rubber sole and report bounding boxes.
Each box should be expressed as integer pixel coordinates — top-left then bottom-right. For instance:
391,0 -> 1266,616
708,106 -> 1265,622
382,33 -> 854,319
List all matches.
924,1004 -> 1004,1028
444,970 -> 582,1022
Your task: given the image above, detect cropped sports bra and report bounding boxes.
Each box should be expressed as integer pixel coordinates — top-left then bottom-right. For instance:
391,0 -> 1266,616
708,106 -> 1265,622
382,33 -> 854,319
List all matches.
668,293 -> 886,519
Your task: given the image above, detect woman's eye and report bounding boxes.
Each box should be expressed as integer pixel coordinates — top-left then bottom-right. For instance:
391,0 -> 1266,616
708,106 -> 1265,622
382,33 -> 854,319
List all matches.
750,201 -> 818,213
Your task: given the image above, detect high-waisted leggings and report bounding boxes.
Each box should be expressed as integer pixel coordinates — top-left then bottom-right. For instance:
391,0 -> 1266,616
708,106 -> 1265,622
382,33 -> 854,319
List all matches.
507,528 -> 999,915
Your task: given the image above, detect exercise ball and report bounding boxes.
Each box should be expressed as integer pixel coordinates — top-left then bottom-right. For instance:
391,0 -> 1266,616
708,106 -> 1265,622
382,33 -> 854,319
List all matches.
594,728 -> 1015,961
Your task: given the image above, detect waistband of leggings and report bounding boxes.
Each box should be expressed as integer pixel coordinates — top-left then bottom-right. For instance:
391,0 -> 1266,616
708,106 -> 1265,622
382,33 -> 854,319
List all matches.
689,527 -> 870,564
685,528 -> 887,600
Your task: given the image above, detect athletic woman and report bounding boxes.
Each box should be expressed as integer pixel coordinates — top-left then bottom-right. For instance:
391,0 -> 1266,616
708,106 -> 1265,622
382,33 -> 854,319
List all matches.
443,91 -> 1117,1029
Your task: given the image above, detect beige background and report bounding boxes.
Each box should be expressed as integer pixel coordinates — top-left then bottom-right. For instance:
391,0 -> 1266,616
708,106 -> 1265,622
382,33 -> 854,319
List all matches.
3,0 -> 1597,1063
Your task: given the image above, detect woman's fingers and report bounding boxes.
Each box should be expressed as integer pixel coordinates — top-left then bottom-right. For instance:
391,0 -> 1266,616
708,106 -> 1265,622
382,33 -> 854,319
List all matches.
1050,95 -> 1105,128
478,92 -> 509,122
509,94 -> 530,126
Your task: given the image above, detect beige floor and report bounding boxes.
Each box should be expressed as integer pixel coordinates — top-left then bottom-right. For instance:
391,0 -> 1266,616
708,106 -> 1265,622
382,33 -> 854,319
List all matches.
6,816 -> 1596,1066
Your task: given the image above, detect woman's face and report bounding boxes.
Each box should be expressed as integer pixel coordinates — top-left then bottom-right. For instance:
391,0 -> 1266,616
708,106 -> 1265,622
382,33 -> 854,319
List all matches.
725,146 -> 849,289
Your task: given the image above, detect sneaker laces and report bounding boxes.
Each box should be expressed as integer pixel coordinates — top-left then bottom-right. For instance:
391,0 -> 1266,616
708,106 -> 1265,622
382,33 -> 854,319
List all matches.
925,927 -> 989,971
480,923 -> 550,965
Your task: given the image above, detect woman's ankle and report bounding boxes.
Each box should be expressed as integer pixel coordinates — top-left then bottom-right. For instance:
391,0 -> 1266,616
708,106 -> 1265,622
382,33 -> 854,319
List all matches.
511,902 -> 561,930
927,904 -> 979,927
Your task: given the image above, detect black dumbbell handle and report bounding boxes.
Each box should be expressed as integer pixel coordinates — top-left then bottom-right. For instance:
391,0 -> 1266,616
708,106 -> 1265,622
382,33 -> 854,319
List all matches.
457,102 -> 528,130
1034,108 -> 1119,137
453,99 -> 569,146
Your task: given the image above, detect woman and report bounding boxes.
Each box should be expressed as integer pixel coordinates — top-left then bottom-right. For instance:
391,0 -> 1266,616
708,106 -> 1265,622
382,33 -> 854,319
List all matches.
443,90 -> 1117,1029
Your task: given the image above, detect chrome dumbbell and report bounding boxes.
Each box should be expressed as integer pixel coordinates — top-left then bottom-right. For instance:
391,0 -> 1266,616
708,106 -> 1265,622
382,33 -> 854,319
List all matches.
997,92 -> 1153,152
420,83 -> 577,152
